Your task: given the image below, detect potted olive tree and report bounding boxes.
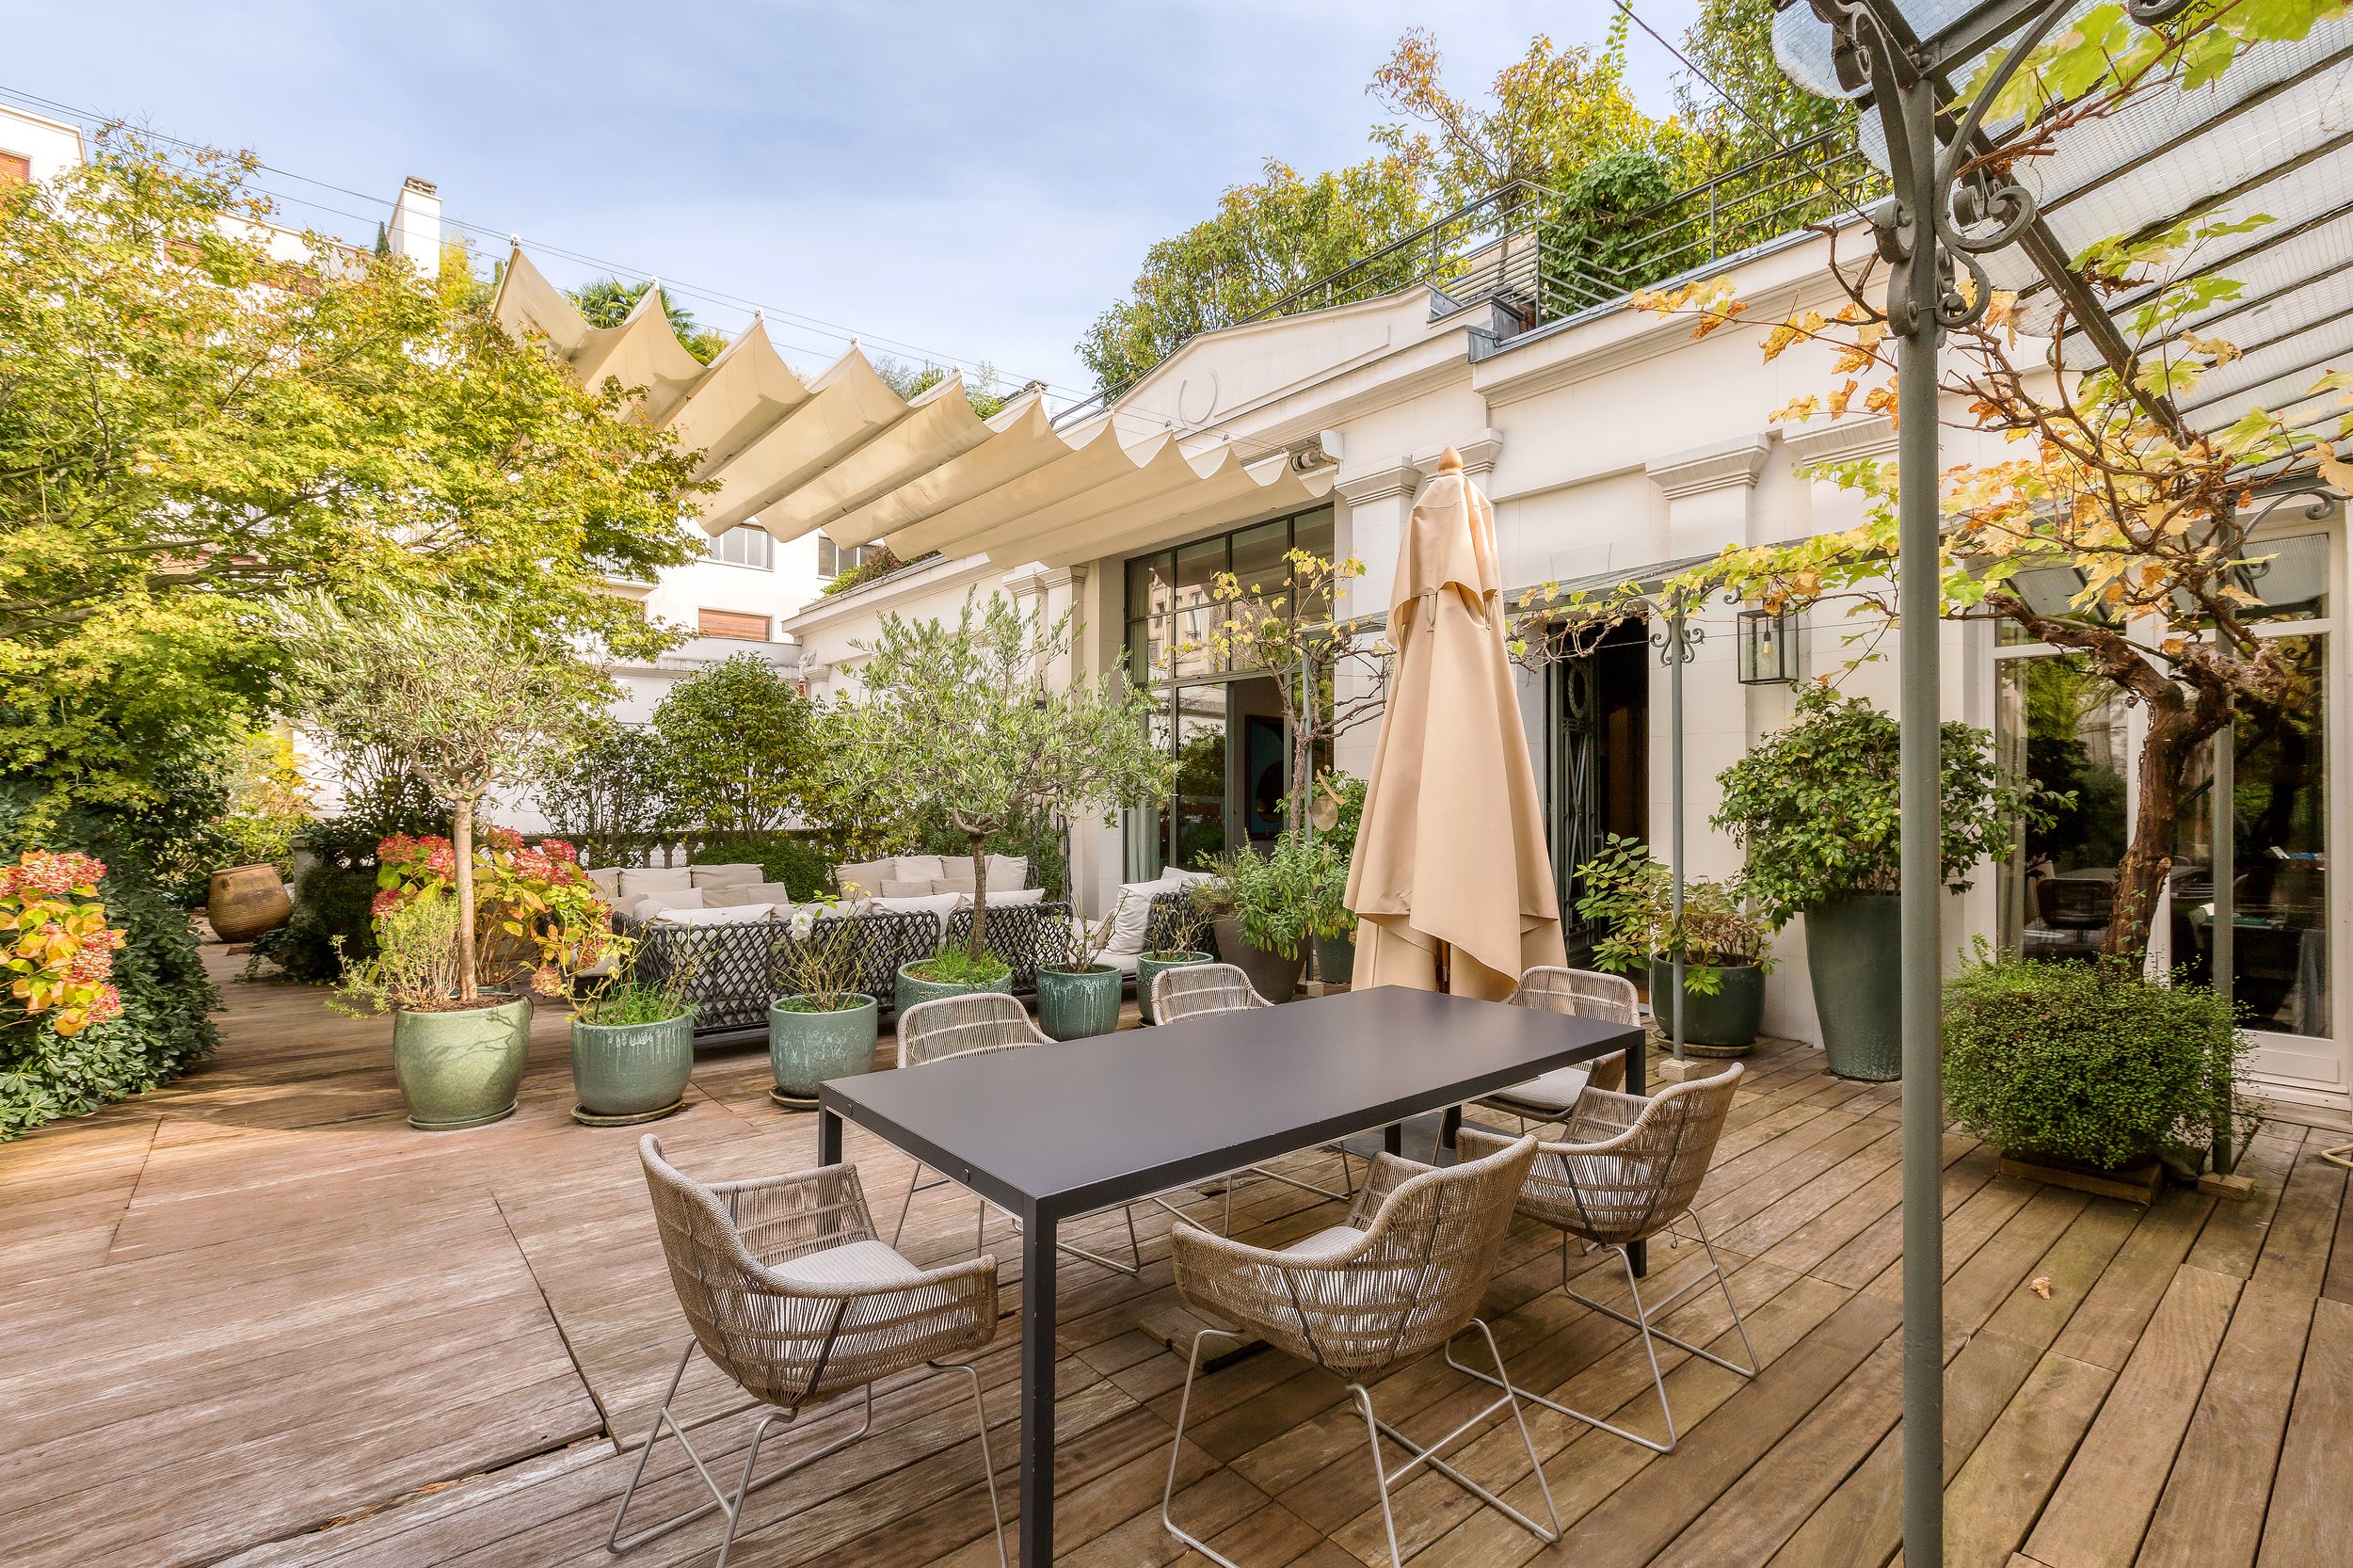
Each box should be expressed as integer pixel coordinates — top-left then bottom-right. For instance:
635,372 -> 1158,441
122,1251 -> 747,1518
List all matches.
768,897 -> 878,1109
828,590 -> 1172,1012
278,591 -> 608,1129
1035,908 -> 1122,1041
1944,951 -> 2250,1200
1575,835 -> 1771,1054
1714,684 -> 2054,1080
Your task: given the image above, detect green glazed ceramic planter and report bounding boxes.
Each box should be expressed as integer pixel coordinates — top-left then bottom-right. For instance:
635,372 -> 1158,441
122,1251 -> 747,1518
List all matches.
893,962 -> 1014,1016
392,995 -> 532,1130
1646,958 -> 1765,1055
1806,893 -> 1903,1080
1136,951 -> 1211,1024
1035,966 -> 1121,1040
768,994 -> 879,1110
570,1012 -> 693,1125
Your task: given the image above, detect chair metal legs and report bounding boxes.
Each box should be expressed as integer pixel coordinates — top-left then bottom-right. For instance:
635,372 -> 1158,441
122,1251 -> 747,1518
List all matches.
1163,1320 -> 1559,1568
609,1343 -> 1006,1568
1448,1212 -> 1756,1454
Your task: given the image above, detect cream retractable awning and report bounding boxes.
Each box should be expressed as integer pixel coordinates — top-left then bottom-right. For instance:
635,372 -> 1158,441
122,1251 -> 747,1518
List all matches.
492,244 -> 1334,559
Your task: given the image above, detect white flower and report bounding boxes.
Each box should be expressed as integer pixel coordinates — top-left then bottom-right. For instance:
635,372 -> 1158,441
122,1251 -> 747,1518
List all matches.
791,908 -> 816,941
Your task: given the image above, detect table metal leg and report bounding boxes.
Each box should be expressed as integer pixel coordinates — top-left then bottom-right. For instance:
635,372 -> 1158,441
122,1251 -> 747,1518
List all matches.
1019,1210 -> 1057,1568
1384,1124 -> 1403,1157
818,1105 -> 842,1167
1624,1036 -> 1647,1278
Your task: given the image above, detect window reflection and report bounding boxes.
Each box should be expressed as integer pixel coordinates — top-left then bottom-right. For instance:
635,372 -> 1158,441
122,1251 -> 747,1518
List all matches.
1997,655 -> 2133,960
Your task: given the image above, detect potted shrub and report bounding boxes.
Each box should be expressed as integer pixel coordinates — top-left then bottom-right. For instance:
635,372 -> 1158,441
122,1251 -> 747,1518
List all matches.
1714,684 -> 2055,1080
1035,908 -> 1123,1040
895,941 -> 1015,1015
568,936 -> 696,1127
771,898 -> 880,1110
1306,771 -> 1367,987
1139,893 -> 1215,1025
272,590 -> 609,1123
1575,836 -> 1770,1054
1944,951 -> 2249,1199
1201,829 -> 1336,1004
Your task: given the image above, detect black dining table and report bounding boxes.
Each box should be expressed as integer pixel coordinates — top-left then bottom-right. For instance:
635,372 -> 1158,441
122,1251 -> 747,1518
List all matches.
815,983 -> 1642,1568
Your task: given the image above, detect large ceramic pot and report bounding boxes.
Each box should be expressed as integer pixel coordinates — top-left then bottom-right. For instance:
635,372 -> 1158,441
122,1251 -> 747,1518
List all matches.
392,995 -> 532,1130
1315,928 -> 1357,988
570,1012 -> 694,1126
893,961 -> 1014,1016
1212,915 -> 1304,1004
768,993 -> 879,1110
1647,957 -> 1765,1055
207,863 -> 292,943
1805,893 -> 1902,1080
1137,950 -> 1211,1025
1035,966 -> 1121,1041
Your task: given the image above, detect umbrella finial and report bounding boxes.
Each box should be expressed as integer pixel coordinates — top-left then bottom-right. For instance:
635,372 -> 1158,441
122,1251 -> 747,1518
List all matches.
1436,445 -> 1465,472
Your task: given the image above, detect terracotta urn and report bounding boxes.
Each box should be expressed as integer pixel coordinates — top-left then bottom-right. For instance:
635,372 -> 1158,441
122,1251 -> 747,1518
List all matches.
208,863 -> 293,943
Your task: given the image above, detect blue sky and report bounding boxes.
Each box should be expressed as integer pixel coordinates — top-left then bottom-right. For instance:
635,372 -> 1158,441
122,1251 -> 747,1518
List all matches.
7,0 -> 1704,401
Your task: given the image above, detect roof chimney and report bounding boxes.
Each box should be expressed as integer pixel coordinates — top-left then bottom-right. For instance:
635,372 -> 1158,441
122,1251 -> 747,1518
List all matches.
388,176 -> 440,278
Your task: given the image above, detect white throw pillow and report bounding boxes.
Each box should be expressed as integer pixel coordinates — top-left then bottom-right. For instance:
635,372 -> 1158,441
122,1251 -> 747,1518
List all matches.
617,867 -> 695,902
1102,880 -> 1164,955
880,877 -> 938,898
891,854 -> 948,885
688,862 -> 762,889
987,854 -> 1029,890
632,888 -> 706,921
651,903 -> 773,925
834,858 -> 893,900
1160,867 -> 1217,890
960,887 -> 1044,908
704,885 -> 780,908
584,866 -> 623,895
872,891 -> 962,936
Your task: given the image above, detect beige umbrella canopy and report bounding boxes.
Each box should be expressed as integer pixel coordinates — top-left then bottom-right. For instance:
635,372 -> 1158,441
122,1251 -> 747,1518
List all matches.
1344,448 -> 1566,1000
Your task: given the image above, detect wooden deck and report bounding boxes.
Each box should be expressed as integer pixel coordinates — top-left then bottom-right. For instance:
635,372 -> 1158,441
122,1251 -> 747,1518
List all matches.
2,949 -> 2347,1568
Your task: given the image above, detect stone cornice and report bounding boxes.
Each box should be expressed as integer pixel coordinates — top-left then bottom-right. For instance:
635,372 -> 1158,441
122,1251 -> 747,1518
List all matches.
1001,561 -> 1089,597
1646,433 -> 1769,500
1336,427 -> 1504,505
1780,412 -> 1898,469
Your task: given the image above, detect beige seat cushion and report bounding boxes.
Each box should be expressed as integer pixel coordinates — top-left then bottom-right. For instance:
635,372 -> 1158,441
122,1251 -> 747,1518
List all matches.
632,888 -> 706,921
769,1238 -> 923,1288
650,903 -> 774,925
689,863 -> 763,889
1281,1224 -> 1369,1262
705,885 -> 791,908
1483,1064 -> 1593,1116
584,866 -> 623,896
834,858 -> 894,899
881,877 -> 939,897
873,891 -> 962,936
958,887 -> 1044,908
617,867 -> 695,902
987,854 -> 1028,890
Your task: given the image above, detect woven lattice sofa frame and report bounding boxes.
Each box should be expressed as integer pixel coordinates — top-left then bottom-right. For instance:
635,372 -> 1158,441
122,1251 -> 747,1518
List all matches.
617,901 -> 1075,1045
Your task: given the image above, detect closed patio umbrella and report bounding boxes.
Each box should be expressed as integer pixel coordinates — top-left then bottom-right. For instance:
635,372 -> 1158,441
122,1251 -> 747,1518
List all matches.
1345,447 -> 1566,1000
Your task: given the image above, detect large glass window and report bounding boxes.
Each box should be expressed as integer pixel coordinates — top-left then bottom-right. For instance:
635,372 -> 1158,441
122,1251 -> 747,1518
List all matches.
1122,505 -> 1337,873
708,524 -> 774,569
1995,655 -> 2133,960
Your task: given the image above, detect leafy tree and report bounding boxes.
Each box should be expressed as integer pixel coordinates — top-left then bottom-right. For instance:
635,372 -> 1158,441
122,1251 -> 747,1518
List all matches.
270,591 -> 608,1000
650,654 -> 818,835
1078,154 -> 1435,398
0,130 -> 708,838
1368,20 -> 1691,209
1673,0 -> 1857,168
830,592 -> 1172,955
872,356 -> 1012,419
569,276 -> 729,363
540,724 -> 676,851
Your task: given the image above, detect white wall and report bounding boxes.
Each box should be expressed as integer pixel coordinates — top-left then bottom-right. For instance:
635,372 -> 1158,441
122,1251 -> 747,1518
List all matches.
0,104 -> 85,184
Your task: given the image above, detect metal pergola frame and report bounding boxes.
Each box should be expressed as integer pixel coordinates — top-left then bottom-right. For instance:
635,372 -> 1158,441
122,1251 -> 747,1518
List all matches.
1770,2 -> 2352,1563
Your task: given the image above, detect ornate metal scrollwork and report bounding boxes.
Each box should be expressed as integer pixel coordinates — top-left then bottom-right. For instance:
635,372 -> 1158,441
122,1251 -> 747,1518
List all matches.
1650,616 -> 1705,667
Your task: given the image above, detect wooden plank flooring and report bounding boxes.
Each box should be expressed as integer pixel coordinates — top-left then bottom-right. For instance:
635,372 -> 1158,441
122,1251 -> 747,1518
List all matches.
0,949 -> 2346,1568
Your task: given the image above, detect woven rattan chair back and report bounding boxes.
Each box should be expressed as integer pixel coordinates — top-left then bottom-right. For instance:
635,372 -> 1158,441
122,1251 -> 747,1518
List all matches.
896,991 -> 1047,1069
1151,962 -> 1269,1027
1174,1135 -> 1536,1375
1517,1062 -> 1741,1248
1506,966 -> 1637,1094
637,1137 -> 993,1411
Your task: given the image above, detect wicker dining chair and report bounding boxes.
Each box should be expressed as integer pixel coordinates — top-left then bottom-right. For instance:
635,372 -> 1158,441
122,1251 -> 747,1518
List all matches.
1148,962 -> 1356,1232
1455,1062 -> 1753,1453
1473,966 -> 1640,1131
888,991 -> 1146,1275
1161,1134 -> 1556,1568
613,1137 -> 1005,1568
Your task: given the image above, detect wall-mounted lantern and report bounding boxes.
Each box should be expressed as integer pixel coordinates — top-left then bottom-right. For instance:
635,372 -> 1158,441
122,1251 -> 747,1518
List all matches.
1736,604 -> 1799,686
